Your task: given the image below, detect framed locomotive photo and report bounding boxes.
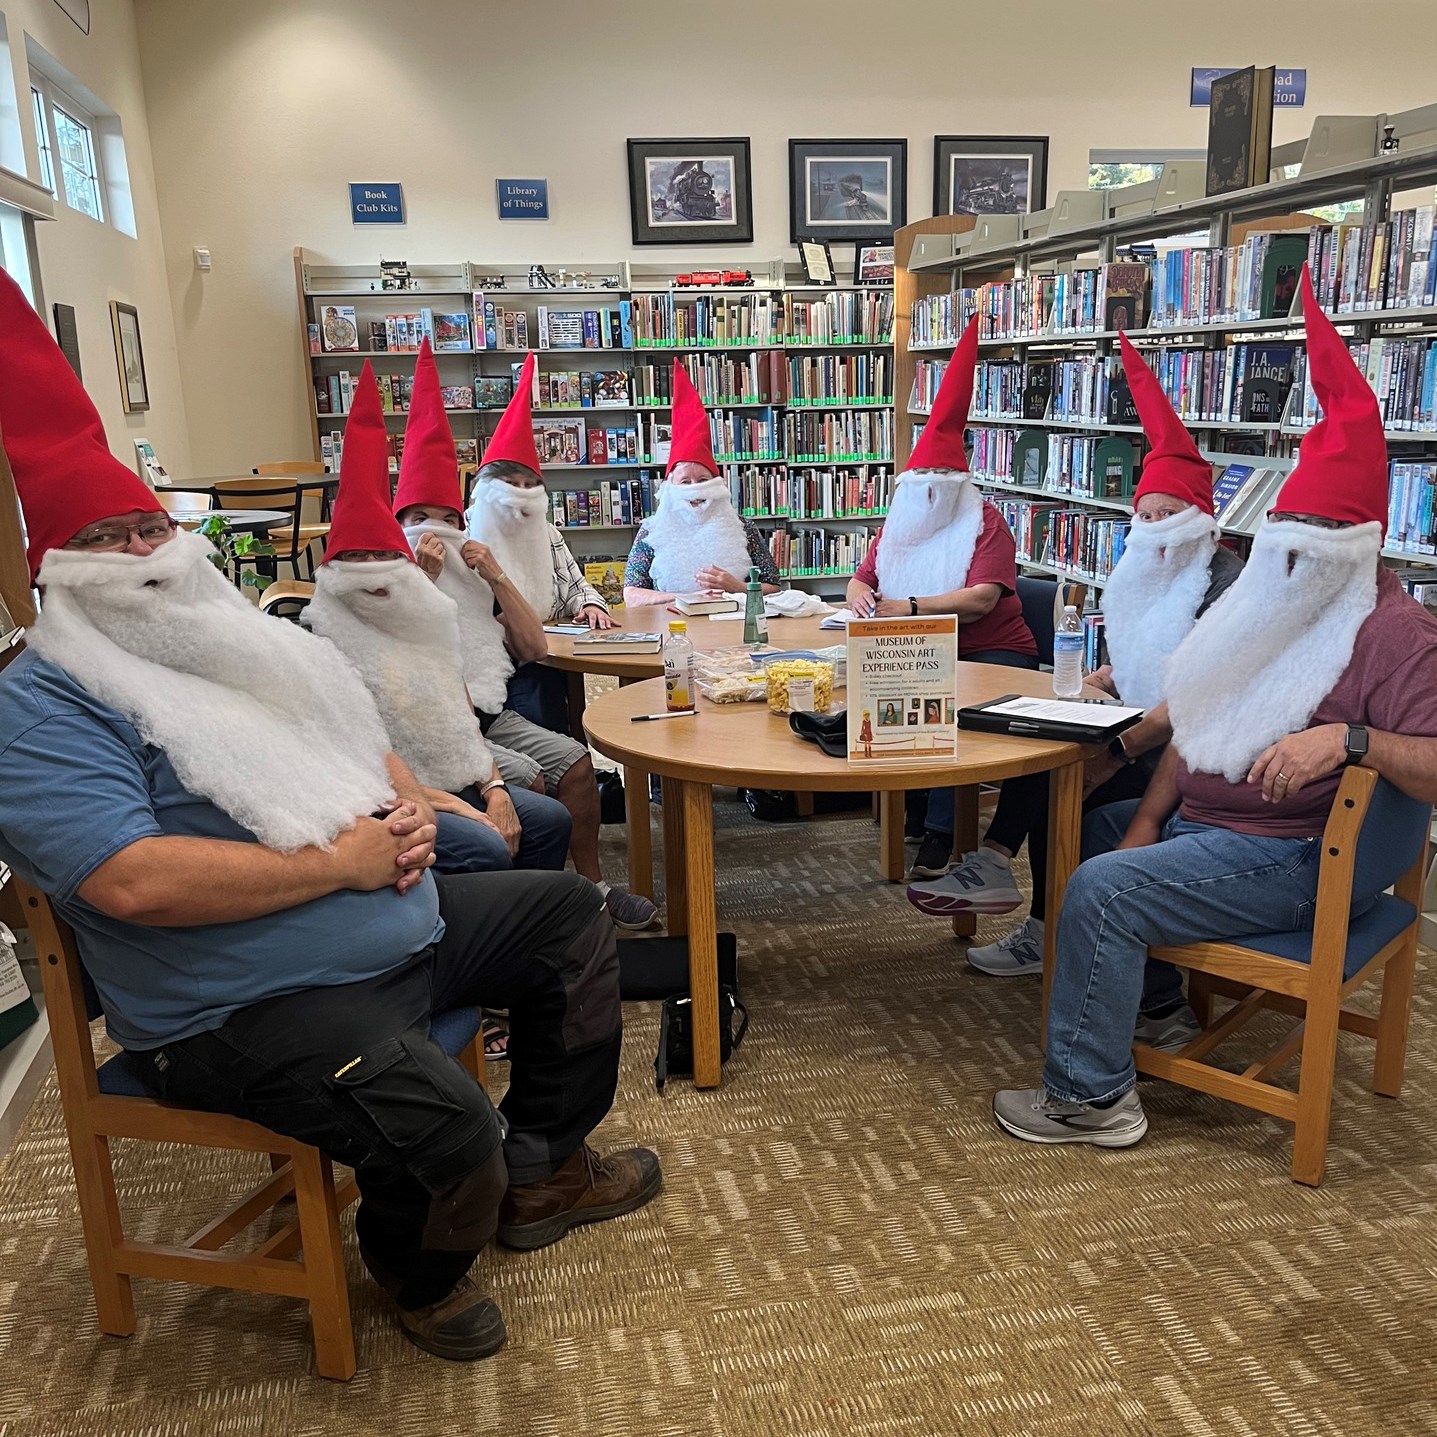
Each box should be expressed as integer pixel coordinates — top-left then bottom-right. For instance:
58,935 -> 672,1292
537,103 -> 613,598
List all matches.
627,138 -> 754,246
788,138 -> 907,243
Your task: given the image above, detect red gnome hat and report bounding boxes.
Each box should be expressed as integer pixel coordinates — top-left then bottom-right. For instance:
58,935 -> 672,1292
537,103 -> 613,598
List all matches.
666,361 -> 719,477
323,363 -> 412,562
0,268 -> 163,581
1271,264 -> 1389,531
480,353 -> 543,476
393,338 -> 465,517
1119,331 -> 1215,514
907,313 -> 979,472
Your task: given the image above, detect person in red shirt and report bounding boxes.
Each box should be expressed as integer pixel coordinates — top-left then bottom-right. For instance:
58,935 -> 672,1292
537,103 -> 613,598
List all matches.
995,266 -> 1437,1150
846,316 -> 1036,877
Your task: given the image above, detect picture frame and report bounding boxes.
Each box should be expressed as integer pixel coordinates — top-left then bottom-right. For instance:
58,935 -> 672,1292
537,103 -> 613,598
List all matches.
933,135 -> 1049,217
627,138 -> 753,246
797,239 -> 836,287
788,138 -> 907,244
855,244 -> 895,286
109,301 -> 149,414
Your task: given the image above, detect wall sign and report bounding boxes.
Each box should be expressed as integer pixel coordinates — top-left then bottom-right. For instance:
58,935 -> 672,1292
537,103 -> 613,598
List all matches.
52,303 -> 81,379
496,179 -> 549,220
1191,68 -> 1305,107
349,183 -> 405,225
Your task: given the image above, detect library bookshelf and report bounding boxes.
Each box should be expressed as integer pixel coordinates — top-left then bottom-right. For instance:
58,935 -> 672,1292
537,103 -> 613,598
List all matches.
293,250 -> 895,594
891,131 -> 1437,594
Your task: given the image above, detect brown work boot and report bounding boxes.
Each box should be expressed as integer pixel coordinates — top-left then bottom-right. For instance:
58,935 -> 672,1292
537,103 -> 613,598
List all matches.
497,1144 -> 662,1251
392,1273 -> 507,1362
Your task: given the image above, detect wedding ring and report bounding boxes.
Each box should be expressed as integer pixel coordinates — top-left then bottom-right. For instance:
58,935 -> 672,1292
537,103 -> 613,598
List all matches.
1276,772 -> 1290,782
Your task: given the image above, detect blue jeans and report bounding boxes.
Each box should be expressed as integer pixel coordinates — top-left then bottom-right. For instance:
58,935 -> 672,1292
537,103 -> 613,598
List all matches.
923,648 -> 1040,836
1043,799 -> 1328,1104
434,784 -> 572,874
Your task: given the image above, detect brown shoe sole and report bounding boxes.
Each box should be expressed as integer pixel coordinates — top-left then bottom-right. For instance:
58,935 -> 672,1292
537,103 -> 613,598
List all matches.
496,1163 -> 663,1252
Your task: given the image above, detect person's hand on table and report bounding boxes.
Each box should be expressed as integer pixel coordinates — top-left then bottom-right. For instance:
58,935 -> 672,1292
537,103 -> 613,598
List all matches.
1116,813 -> 1163,850
873,597 -> 911,618
415,532 -> 445,581
380,798 -> 438,892
581,604 -> 615,629
481,787 -> 523,856
695,565 -> 743,594
1083,751 -> 1124,797
848,585 -> 876,619
1086,664 -> 1118,698
460,540 -> 505,585
1246,723 -> 1347,803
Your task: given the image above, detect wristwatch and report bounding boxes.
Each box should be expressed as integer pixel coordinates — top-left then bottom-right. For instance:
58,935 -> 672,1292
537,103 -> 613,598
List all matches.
909,596 -> 919,616
1108,734 -> 1135,765
480,777 -> 509,798
1343,723 -> 1369,767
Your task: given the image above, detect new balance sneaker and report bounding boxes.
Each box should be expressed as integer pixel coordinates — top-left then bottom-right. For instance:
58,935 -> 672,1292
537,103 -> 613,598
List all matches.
908,831 -> 954,879
992,1086 -> 1148,1148
604,886 -> 660,932
1133,1002 -> 1202,1053
966,916 -> 1044,975
906,848 -> 1023,915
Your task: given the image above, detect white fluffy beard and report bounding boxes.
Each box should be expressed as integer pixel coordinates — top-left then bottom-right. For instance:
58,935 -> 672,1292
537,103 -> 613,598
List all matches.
465,483 -> 556,620
1102,505 -> 1220,710
643,477 -> 751,592
401,521 -> 513,714
306,559 -> 495,791
30,529 -> 394,851
1165,519 -> 1382,780
875,471 -> 983,599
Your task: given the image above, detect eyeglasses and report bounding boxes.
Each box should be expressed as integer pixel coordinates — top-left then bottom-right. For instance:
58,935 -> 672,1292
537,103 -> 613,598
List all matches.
1135,509 -> 1184,523
1267,512 -> 1346,530
67,518 -> 178,551
336,550 -> 405,562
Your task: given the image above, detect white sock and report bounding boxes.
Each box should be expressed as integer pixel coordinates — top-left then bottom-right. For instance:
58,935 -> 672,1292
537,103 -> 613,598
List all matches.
596,880 -> 612,897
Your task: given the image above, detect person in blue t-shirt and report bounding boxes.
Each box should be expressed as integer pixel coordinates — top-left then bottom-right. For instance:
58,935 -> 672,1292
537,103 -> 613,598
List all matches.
0,277 -> 662,1363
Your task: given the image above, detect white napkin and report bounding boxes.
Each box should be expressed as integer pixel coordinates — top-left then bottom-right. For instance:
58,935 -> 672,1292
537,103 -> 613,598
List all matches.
765,590 -> 836,619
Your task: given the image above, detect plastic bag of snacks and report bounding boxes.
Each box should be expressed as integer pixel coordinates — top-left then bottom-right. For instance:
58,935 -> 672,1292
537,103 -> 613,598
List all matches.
765,659 -> 834,715
696,671 -> 768,704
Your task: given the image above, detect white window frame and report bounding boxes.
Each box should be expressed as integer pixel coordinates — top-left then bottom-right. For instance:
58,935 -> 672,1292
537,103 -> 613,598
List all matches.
29,85 -> 53,194
29,71 -> 103,223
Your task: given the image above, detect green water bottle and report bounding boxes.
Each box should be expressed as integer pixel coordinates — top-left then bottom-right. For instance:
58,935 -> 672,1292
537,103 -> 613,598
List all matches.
743,565 -> 768,646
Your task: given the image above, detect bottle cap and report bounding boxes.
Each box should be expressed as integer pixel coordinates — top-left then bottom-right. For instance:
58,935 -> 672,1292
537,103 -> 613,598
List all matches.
668,619 -> 687,633
1063,604 -> 1077,612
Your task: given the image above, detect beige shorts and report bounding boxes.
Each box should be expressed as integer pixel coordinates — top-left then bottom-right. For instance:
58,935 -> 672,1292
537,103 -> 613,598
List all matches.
484,708 -> 587,794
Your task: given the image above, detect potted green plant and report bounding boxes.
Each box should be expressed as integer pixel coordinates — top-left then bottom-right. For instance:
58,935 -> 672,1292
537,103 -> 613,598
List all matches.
198,514 -> 276,592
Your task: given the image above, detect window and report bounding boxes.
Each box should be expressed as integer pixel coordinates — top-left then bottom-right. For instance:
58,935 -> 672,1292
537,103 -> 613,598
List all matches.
29,75 -> 101,221
29,86 -> 52,194
1089,150 -> 1206,192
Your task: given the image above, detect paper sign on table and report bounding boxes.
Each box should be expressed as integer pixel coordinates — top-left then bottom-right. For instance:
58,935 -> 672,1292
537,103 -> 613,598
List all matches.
845,616 -> 958,764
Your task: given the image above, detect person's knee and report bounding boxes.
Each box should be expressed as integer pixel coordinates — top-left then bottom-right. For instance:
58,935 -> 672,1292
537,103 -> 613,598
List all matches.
423,1141 -> 508,1252
434,813 -> 512,874
546,877 -> 620,1049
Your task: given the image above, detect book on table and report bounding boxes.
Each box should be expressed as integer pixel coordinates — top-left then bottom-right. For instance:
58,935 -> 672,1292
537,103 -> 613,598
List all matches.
573,632 -> 663,654
675,593 -> 741,615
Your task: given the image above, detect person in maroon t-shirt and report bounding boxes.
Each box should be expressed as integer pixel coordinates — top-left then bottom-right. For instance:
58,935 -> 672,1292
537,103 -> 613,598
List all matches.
994,266 -> 1437,1151
846,316 -> 1036,878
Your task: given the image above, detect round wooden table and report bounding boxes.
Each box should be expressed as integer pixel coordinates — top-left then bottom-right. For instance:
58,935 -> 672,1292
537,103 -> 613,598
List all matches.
544,609 -> 841,897
584,665 -> 1091,1089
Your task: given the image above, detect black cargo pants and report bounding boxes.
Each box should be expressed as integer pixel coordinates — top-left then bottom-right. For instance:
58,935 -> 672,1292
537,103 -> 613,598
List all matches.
139,871 -> 620,1308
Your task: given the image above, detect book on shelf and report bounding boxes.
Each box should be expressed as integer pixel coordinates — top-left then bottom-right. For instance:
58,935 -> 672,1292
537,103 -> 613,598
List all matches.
573,631 -> 663,654
593,370 -> 631,407
644,416 -> 673,464
307,323 -> 321,356
1101,263 -> 1150,333
432,313 -> 473,351
1389,461 -> 1437,555
583,560 -> 626,603
532,417 -> 586,466
366,320 -> 389,352
1205,65 -> 1275,198
787,352 -> 891,406
475,376 -> 512,408
320,304 -> 359,352
675,593 -> 741,615
1236,344 -> 1295,424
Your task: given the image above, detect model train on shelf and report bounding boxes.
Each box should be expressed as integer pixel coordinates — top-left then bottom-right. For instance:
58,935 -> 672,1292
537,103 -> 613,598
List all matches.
672,270 -> 755,288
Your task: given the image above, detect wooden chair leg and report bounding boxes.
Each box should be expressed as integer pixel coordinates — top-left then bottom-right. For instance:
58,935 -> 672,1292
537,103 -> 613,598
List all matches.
1373,941 -> 1418,1099
458,1031 -> 488,1093
1188,972 -> 1213,1028
949,786 -> 980,940
1291,976 -> 1342,1187
289,1146 -> 357,1381
69,1130 -> 137,1337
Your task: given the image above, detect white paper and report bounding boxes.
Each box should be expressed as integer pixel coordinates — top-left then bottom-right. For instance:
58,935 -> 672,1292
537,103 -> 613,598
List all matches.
984,697 -> 1144,728
819,608 -> 855,630
0,945 -> 30,1014
704,610 -> 746,622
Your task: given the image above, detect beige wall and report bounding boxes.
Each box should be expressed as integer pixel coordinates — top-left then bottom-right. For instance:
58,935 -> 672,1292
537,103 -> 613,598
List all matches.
4,0 -> 190,478
132,0 -> 1437,476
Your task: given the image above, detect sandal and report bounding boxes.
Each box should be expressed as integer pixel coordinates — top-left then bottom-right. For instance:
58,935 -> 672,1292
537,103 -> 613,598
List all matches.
481,1016 -> 510,1062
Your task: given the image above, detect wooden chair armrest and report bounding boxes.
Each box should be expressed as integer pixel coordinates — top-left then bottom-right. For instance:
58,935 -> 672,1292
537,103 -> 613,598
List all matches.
1308,766 -> 1378,988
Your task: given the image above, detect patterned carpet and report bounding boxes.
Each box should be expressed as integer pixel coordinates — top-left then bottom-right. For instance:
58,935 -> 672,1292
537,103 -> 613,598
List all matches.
1,796 -> 1436,1436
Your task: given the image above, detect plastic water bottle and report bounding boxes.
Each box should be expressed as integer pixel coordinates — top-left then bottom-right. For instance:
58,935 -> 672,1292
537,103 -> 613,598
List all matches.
743,565 -> 768,646
664,619 -> 696,712
1052,605 -> 1084,698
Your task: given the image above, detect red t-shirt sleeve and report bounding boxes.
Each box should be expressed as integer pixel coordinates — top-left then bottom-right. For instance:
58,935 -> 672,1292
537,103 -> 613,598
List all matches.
853,525 -> 881,588
964,506 -> 1019,595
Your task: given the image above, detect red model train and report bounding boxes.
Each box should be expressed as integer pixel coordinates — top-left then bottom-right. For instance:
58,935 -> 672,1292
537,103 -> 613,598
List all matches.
673,270 -> 754,288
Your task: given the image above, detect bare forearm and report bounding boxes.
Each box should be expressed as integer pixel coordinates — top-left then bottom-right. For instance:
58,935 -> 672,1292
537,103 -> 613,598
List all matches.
917,583 -> 1001,623
1118,702 -> 1174,760
1133,745 -> 1181,828
79,836 -> 344,926
624,585 -> 673,608
1365,730 -> 1437,803
494,581 -> 548,662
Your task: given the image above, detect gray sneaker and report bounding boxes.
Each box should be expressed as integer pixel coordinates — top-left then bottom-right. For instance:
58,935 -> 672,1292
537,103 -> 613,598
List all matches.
907,849 -> 1022,916
604,886 -> 660,932
1133,1003 -> 1201,1054
992,1086 -> 1148,1147
967,916 -> 1044,976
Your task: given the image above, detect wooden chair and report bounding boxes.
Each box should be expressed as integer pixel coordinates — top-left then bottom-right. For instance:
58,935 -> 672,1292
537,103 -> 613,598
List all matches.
213,477 -> 331,581
253,461 -> 326,476
257,579 -> 315,622
1136,767 -> 1431,1186
19,880 -> 486,1379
